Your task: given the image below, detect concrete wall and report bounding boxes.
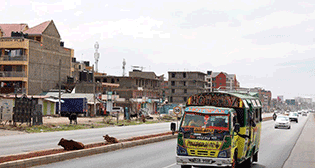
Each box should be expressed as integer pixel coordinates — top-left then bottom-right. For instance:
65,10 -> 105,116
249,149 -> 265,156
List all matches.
27,39 -> 71,95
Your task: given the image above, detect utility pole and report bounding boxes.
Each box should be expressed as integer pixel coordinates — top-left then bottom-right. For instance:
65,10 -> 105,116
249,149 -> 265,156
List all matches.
93,64 -> 96,117
58,59 -> 61,116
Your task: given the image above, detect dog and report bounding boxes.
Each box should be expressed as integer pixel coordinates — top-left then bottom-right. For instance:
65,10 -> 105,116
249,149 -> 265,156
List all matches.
103,134 -> 119,144
58,138 -> 84,150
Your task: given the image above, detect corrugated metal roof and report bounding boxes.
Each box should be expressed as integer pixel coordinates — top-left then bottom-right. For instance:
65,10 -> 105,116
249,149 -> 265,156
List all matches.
42,93 -> 94,102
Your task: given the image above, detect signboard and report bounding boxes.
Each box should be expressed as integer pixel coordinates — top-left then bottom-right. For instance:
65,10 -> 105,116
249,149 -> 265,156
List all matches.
173,106 -> 182,115
0,99 -> 13,122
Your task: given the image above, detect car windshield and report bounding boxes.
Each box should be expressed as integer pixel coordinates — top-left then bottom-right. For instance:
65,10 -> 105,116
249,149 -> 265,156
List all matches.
289,113 -> 297,116
276,117 -> 289,122
181,112 -> 229,129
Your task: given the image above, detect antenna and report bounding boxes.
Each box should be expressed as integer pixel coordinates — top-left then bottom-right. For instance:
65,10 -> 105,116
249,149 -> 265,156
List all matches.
122,58 -> 126,77
94,42 -> 100,72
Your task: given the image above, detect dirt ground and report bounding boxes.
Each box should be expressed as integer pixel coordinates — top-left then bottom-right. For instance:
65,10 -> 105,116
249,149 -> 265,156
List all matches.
43,114 -> 165,125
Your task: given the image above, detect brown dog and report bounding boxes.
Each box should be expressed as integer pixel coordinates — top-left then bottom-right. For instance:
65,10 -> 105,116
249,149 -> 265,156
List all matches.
58,138 -> 84,150
103,134 -> 119,144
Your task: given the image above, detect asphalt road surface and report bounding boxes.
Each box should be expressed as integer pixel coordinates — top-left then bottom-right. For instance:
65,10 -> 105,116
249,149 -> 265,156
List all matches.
35,114 -> 309,168
0,122 -> 172,156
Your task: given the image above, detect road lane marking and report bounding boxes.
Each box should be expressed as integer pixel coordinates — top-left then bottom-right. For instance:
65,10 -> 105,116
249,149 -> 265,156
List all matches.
163,163 -> 176,168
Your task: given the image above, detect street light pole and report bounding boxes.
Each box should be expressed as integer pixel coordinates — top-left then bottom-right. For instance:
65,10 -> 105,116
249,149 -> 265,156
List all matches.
58,59 -> 61,116
93,64 -> 96,117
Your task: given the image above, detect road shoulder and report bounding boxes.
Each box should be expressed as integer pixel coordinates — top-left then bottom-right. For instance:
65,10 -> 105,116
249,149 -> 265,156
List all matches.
283,114 -> 315,168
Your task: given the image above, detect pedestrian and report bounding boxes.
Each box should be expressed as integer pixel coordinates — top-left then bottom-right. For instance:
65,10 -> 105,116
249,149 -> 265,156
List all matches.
273,112 -> 277,121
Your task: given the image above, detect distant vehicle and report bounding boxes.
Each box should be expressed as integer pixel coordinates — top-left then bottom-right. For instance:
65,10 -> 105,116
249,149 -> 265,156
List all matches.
288,112 -> 298,123
56,98 -> 88,116
302,112 -> 307,116
275,116 -> 291,129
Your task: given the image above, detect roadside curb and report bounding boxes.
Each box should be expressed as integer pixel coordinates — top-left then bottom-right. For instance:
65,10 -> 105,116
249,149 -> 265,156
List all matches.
282,114 -> 315,168
0,134 -> 177,168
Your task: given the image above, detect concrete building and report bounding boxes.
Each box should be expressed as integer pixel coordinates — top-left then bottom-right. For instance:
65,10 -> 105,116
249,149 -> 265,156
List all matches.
167,71 -> 206,104
93,70 -> 163,115
236,87 -> 272,112
0,20 -> 73,95
211,72 -> 240,91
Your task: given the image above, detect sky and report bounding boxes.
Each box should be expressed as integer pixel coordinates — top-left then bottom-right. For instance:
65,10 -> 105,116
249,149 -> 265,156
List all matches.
2,0 -> 315,100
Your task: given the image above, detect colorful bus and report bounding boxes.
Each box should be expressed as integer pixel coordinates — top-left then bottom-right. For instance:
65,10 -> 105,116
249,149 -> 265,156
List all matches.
175,91 -> 262,168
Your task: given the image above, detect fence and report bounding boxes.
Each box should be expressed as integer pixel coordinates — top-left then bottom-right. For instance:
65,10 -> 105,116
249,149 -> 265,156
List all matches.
13,94 -> 43,126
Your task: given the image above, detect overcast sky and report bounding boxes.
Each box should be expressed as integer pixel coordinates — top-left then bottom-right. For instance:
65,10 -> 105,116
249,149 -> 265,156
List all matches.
2,0 -> 315,100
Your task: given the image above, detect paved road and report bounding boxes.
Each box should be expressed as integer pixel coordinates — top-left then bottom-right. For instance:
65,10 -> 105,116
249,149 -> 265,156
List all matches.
34,115 -> 309,168
0,122 -> 172,156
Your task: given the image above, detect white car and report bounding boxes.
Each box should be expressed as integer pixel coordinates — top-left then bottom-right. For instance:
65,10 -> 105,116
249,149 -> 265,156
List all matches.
288,112 -> 298,123
275,116 -> 291,129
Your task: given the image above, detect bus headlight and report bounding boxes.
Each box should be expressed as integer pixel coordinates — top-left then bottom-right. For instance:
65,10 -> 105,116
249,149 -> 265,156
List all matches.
177,145 -> 188,156
218,151 -> 227,158
218,150 -> 230,158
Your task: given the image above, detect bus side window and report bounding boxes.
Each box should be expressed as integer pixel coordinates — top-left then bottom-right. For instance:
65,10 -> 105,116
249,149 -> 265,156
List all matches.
255,109 -> 259,123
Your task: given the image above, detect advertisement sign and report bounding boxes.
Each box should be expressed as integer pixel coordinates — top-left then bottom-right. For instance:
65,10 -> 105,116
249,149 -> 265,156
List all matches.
0,99 -> 13,122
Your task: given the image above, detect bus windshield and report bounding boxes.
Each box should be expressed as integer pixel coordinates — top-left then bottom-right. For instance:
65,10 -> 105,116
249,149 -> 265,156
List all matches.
181,112 -> 229,129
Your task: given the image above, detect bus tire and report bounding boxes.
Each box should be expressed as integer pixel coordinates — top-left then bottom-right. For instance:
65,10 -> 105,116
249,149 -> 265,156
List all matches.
232,152 -> 238,168
245,154 -> 254,168
181,165 -> 191,168
253,151 -> 258,162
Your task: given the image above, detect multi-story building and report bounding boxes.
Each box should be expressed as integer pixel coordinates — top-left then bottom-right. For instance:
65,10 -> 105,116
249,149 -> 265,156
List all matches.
0,20 -> 73,95
205,71 -> 212,92
167,71 -> 206,104
92,70 -> 163,114
211,72 -> 240,91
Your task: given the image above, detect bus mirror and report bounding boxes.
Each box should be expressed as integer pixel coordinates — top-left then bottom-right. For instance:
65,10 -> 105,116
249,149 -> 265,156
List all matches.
171,122 -> 176,133
234,123 -> 240,133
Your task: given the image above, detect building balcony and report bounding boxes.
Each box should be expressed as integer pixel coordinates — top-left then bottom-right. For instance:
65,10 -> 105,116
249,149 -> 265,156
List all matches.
0,38 -> 29,49
0,87 -> 25,94
0,55 -> 27,61
0,71 -> 26,77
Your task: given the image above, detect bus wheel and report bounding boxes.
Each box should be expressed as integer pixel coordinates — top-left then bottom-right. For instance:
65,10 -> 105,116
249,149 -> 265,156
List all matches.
181,165 -> 191,168
246,154 -> 254,168
253,152 -> 258,162
232,153 -> 238,168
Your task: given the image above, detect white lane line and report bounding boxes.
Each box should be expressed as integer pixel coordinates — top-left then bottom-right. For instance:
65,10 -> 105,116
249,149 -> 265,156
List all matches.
163,163 -> 176,168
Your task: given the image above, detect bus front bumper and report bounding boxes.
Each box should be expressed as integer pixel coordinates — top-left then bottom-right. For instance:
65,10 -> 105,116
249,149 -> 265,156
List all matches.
176,155 -> 232,167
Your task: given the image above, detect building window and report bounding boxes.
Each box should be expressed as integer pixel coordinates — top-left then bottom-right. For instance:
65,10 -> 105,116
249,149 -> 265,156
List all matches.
171,81 -> 175,86
183,81 -> 186,86
170,96 -> 173,102
220,77 -> 222,80
183,73 -> 186,78
172,89 -> 175,93
103,78 -> 107,82
219,83 -> 222,85
184,89 -> 187,93
183,97 -> 187,102
171,73 -> 175,78
136,79 -> 138,85
117,78 -> 119,82
111,78 -> 115,83
213,83 -> 216,87
212,78 -> 216,81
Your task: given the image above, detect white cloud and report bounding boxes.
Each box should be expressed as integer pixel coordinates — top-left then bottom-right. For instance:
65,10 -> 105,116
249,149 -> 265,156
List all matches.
30,0 -> 82,15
